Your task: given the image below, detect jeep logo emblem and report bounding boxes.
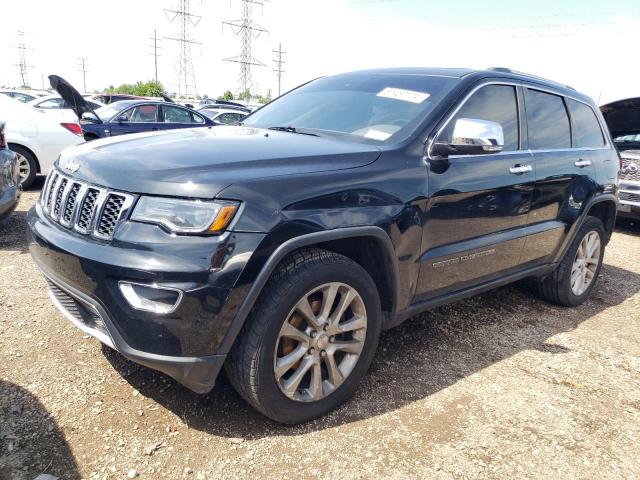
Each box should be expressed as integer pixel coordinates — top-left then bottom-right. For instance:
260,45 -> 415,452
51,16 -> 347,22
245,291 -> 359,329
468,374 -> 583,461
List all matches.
622,162 -> 639,174
62,159 -> 80,173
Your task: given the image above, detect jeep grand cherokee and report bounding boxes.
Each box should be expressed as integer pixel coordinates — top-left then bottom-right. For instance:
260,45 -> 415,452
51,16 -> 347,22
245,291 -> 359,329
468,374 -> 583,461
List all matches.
28,67 -> 619,424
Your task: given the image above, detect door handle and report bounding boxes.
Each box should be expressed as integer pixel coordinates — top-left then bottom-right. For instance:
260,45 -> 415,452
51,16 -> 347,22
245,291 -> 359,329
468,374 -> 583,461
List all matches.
574,159 -> 591,168
509,164 -> 533,175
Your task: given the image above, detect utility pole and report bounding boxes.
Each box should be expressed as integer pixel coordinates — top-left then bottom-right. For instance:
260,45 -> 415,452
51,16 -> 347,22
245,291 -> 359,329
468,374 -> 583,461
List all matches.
164,0 -> 201,98
78,57 -> 88,92
15,31 -> 32,88
149,29 -> 161,83
272,42 -> 286,97
223,0 -> 268,99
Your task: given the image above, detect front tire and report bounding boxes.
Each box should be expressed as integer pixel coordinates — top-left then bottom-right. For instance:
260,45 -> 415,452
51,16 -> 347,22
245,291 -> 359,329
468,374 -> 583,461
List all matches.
10,145 -> 37,189
536,216 -> 606,306
225,248 -> 382,424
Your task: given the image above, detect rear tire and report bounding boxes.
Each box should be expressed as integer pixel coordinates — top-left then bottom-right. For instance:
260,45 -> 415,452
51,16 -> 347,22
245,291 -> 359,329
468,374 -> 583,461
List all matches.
225,248 -> 382,424
536,216 -> 605,306
9,145 -> 37,189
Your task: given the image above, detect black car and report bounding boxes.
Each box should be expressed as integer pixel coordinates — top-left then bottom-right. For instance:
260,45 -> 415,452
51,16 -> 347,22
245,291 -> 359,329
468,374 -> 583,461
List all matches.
28,67 -> 619,424
600,97 -> 640,219
0,122 -> 21,223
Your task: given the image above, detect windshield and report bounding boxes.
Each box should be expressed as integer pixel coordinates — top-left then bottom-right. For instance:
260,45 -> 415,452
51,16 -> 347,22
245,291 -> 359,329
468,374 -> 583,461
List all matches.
243,72 -> 458,142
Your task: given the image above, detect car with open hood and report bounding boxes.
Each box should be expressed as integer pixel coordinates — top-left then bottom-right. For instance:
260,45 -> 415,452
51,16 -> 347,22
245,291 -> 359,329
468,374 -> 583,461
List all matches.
601,97 -> 640,219
28,67 -> 619,424
49,75 -> 215,141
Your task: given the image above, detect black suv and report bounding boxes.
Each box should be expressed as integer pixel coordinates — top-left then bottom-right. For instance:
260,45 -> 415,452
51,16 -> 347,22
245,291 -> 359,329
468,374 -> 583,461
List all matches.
28,68 -> 619,424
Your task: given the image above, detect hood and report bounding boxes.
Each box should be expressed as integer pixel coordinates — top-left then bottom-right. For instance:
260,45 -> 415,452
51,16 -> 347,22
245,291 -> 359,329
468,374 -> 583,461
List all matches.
600,97 -> 640,138
56,126 -> 381,198
49,74 -> 102,124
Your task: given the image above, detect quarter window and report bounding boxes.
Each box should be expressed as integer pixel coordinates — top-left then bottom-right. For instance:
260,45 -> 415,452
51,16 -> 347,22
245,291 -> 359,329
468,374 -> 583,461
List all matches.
524,89 -> 571,149
439,85 -> 520,151
567,99 -> 604,148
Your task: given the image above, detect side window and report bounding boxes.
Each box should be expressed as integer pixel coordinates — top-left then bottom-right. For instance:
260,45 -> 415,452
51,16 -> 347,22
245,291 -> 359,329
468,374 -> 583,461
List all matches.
439,85 -> 519,151
524,89 -> 571,149
567,99 -> 604,148
216,113 -> 241,124
37,98 -> 65,109
163,106 -> 192,123
190,112 -> 205,124
128,105 -> 159,123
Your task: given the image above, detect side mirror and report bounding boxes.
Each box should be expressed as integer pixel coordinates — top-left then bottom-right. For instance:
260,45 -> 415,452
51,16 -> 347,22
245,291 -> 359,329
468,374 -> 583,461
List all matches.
433,118 -> 504,157
116,114 -> 129,123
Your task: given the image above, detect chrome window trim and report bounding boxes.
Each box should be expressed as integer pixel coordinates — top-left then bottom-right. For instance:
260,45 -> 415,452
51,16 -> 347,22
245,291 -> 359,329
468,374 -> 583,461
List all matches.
426,80 -> 612,161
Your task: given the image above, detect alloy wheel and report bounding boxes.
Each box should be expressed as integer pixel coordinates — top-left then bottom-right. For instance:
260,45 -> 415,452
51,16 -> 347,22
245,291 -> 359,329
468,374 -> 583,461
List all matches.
16,153 -> 30,184
570,230 -> 601,296
273,282 -> 367,402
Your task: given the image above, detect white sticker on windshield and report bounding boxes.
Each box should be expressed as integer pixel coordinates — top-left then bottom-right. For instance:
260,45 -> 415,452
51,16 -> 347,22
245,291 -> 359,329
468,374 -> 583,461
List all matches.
363,129 -> 392,141
377,87 -> 430,104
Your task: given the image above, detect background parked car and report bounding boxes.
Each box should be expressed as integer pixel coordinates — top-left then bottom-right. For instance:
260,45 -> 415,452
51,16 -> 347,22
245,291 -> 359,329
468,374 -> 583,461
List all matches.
0,121 -> 21,223
0,95 -> 83,188
87,93 -> 147,104
0,89 -> 48,103
28,95 -> 104,112
601,97 -> 640,219
198,107 -> 247,125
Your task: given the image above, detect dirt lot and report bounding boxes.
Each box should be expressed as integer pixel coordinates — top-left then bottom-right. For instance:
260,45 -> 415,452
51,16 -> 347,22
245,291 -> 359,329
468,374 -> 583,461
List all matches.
1,179 -> 639,480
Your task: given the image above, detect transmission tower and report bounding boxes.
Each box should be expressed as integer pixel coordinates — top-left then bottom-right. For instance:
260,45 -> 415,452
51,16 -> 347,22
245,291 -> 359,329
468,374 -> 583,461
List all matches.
149,29 -> 162,83
272,42 -> 286,97
223,0 -> 268,98
78,57 -> 88,92
164,0 -> 201,98
15,31 -> 32,88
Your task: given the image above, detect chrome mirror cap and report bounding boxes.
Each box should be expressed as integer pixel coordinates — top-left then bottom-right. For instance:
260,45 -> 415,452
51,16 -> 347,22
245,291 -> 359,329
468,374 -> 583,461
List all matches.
451,117 -> 504,153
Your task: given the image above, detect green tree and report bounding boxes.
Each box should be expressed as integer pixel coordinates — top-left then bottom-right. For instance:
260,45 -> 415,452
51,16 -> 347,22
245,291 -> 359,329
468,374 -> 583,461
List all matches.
220,90 -> 234,101
101,80 -> 166,97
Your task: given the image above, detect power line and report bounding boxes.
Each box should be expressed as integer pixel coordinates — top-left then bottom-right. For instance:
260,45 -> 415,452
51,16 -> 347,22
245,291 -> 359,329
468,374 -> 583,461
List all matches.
149,29 -> 162,83
272,42 -> 286,97
78,57 -> 88,93
164,0 -> 201,98
223,0 -> 269,98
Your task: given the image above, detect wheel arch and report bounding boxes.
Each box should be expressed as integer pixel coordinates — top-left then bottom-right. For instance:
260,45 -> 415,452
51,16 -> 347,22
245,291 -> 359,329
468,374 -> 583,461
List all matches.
218,226 -> 399,354
7,142 -> 41,173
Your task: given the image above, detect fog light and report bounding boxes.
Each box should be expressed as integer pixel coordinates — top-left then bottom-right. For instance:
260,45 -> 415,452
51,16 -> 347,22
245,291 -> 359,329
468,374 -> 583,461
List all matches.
118,282 -> 183,314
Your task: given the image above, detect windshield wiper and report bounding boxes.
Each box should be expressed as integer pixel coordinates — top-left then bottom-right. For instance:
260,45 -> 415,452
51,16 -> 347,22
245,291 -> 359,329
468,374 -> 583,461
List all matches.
267,126 -> 319,137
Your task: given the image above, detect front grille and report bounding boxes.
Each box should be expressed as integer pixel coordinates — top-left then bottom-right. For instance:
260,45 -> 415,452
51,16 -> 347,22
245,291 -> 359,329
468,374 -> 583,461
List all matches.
620,158 -> 640,182
46,279 -> 108,336
97,194 -> 126,238
41,169 -> 133,240
620,191 -> 640,204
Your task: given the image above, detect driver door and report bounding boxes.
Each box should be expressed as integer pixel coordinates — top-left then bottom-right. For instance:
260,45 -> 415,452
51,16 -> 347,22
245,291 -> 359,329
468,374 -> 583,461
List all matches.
414,83 -> 535,301
109,104 -> 160,136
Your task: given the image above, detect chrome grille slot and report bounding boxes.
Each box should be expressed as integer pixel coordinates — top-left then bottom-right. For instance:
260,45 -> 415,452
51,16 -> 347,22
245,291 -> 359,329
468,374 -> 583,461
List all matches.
77,188 -> 100,232
40,169 -> 134,240
620,191 -> 640,203
45,172 -> 59,212
96,194 -> 126,238
62,183 -> 81,224
52,178 -> 68,217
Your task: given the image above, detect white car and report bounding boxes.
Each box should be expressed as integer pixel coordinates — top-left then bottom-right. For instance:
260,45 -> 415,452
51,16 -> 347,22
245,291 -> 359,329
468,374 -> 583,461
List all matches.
28,94 -> 104,112
0,89 -> 49,103
198,107 -> 248,125
0,95 -> 84,188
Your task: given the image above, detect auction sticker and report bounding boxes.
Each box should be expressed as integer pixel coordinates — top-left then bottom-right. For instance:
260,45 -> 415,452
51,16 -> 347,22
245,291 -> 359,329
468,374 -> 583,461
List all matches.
377,87 -> 430,103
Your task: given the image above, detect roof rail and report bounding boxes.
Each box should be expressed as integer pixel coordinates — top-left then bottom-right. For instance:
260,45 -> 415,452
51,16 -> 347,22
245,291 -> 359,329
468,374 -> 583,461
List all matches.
486,67 -> 576,91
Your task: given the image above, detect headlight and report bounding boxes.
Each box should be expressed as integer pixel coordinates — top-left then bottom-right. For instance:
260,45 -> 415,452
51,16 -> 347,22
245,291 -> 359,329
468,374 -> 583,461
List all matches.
131,197 -> 239,234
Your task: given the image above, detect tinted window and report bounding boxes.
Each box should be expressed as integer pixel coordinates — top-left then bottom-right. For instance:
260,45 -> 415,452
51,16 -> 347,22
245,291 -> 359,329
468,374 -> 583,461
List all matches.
567,99 -> 604,148
216,113 -> 242,124
190,112 -> 205,124
163,106 -> 192,123
524,89 -> 571,149
127,105 -> 159,123
438,85 -> 519,151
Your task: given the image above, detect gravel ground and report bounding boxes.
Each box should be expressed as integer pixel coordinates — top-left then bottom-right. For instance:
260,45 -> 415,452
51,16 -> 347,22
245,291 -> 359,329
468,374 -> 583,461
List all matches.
1,178 -> 639,480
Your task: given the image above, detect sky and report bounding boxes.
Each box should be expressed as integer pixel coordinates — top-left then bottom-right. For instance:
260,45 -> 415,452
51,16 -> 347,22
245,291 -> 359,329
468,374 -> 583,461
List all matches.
1,0 -> 639,104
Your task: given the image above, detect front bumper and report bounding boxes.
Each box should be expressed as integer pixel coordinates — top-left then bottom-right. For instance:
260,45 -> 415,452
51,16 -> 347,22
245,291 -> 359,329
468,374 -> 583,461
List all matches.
618,180 -> 640,218
27,201 -> 265,393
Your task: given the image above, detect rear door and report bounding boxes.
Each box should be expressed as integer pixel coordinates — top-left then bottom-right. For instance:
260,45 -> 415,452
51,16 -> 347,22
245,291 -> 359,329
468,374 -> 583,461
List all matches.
109,104 -> 160,136
521,88 -> 599,264
415,83 -> 534,300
